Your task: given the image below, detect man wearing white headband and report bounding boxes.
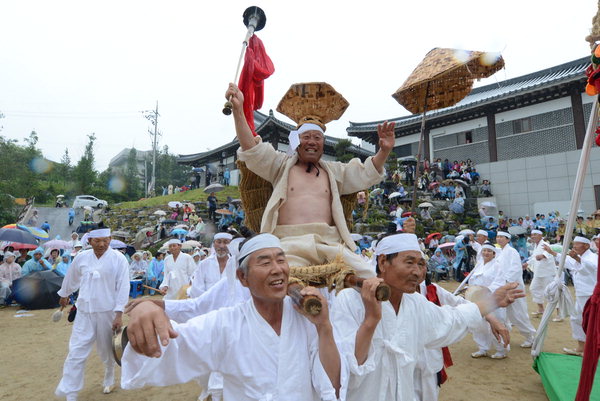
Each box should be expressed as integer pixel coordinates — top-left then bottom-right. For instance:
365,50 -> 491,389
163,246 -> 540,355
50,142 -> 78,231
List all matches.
473,229 -> 488,263
468,242 -> 512,360
226,83 -> 395,278
55,228 -> 130,400
189,232 -> 235,299
122,233 -> 345,401
332,233 -> 523,401
562,236 -> 597,356
495,231 -> 537,348
525,230 -> 556,317
159,238 -> 196,300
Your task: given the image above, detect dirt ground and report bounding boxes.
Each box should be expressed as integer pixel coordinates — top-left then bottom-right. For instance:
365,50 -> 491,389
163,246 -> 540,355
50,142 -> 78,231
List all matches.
0,283 -> 577,401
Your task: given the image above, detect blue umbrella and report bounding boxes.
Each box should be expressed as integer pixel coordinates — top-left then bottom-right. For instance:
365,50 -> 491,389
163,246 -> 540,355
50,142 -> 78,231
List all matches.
171,229 -> 188,235
0,228 -> 38,245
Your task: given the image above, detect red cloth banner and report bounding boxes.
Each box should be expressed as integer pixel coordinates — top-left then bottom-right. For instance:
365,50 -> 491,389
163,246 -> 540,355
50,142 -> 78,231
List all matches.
237,35 -> 275,136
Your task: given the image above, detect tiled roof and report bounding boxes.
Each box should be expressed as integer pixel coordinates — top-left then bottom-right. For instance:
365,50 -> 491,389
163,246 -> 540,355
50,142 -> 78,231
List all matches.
347,56 -> 590,134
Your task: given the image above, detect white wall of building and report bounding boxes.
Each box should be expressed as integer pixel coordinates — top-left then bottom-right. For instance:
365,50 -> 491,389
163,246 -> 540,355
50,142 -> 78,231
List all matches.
475,147 -> 600,218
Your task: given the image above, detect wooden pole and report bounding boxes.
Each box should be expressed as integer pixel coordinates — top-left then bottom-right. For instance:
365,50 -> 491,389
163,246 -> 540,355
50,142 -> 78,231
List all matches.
410,84 -> 430,213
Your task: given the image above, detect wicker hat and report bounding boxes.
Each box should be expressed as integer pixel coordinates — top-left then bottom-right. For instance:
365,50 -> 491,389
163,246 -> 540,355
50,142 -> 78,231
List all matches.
392,48 -> 505,114
276,82 -> 349,131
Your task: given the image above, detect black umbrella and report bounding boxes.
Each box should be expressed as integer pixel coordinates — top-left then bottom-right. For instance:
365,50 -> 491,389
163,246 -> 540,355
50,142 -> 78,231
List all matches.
0,228 -> 38,245
160,219 -> 178,225
12,270 -> 63,309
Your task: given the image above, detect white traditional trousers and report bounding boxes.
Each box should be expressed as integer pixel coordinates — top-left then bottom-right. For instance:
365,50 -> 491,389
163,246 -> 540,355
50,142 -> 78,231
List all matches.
273,223 -> 374,278
55,311 -> 116,398
506,297 -> 536,341
529,275 -> 554,305
472,309 -> 509,353
571,295 -> 590,342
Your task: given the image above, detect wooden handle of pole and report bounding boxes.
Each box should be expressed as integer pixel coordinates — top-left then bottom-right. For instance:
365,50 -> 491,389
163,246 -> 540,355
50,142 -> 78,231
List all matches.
344,274 -> 391,301
142,284 -> 162,292
288,283 -> 322,316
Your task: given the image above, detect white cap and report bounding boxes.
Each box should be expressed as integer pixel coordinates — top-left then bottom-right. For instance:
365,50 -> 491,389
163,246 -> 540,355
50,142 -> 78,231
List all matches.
481,243 -> 499,253
3,251 -> 15,258
238,233 -> 282,264
497,231 -> 511,239
87,228 -> 111,238
476,230 -> 488,237
374,233 -> 421,256
531,229 -> 543,235
166,238 -> 182,246
214,233 -> 233,241
573,236 -> 591,244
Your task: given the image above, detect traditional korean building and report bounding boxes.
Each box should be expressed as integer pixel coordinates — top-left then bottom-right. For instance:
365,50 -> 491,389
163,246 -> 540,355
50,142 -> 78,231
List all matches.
177,110 -> 374,187
348,56 -> 598,218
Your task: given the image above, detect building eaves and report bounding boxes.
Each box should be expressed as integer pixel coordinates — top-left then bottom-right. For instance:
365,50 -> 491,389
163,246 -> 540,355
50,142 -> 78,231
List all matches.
347,56 -> 589,135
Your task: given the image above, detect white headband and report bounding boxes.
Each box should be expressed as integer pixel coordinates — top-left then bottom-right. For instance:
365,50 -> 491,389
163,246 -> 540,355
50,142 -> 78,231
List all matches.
166,238 -> 182,246
573,236 -> 591,244
87,228 -> 111,238
482,243 -> 498,253
237,233 -> 282,264
374,233 -> 421,256
531,230 -> 543,235
286,123 -> 324,156
497,231 -> 511,239
214,233 -> 233,241
476,230 -> 488,237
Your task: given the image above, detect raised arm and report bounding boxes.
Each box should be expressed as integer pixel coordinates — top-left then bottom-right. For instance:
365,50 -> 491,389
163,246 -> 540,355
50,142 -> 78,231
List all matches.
371,121 -> 395,174
225,83 -> 256,151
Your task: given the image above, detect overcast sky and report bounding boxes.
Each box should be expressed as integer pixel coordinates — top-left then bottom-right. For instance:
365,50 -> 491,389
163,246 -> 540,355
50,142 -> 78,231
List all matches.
0,0 -> 596,171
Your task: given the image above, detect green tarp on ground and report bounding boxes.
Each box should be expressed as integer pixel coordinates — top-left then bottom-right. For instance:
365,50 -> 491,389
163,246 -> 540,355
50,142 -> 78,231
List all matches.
533,352 -> 600,401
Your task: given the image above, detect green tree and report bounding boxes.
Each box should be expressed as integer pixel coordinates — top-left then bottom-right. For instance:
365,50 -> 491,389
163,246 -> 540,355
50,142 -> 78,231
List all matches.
334,139 -> 354,163
124,148 -> 142,200
53,148 -> 72,183
73,133 -> 97,194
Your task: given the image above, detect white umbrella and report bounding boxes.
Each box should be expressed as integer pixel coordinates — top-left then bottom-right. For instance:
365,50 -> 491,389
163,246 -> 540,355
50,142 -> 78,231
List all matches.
83,206 -> 93,211
418,202 -> 433,208
184,240 -> 202,248
388,192 -> 402,199
173,224 -> 189,230
350,233 -> 363,241
168,201 -> 182,208
508,226 -> 527,235
42,239 -> 72,250
480,201 -> 496,208
204,183 -> 225,193
153,210 -> 167,216
459,229 -> 475,236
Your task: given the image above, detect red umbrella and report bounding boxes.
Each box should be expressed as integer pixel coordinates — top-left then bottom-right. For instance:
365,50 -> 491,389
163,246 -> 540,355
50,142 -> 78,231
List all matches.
575,250 -> 600,400
402,212 -> 415,218
425,232 -> 442,244
3,242 -> 38,250
438,242 -> 455,249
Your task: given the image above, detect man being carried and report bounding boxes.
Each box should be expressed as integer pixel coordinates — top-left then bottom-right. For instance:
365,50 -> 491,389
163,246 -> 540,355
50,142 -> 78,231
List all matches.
122,233 -> 345,401
226,82 -> 395,277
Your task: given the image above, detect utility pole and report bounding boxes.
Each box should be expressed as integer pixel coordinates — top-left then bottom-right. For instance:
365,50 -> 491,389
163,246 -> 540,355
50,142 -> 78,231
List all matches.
142,101 -> 160,197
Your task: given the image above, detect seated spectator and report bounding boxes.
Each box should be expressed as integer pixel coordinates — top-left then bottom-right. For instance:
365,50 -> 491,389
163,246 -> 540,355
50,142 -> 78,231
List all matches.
129,252 -> 148,280
449,193 -> 465,214
480,179 -> 493,196
54,254 -> 71,277
420,207 -> 432,221
470,168 -> 480,184
0,252 -> 21,305
428,248 -> 449,281
432,186 -> 442,200
21,248 -> 52,276
454,183 -> 465,198
438,183 -> 448,199
447,183 -> 456,200
460,170 -> 471,183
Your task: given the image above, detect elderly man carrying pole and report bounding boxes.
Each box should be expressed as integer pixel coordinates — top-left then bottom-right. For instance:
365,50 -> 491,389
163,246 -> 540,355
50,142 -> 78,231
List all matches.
122,233 -> 345,401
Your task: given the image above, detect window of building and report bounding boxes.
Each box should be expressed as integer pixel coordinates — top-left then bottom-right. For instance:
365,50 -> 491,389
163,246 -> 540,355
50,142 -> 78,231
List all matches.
394,144 -> 413,157
512,117 -> 532,134
456,131 -> 473,144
